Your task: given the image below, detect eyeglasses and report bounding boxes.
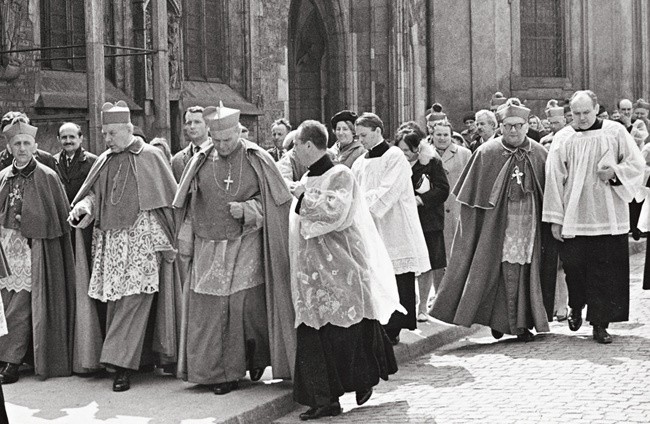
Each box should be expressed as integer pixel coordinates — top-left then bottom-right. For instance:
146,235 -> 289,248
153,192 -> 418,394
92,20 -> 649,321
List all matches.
503,123 -> 525,131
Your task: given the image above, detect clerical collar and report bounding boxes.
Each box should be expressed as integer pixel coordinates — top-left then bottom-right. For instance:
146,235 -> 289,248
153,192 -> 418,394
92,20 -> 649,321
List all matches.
501,137 -> 531,152
11,157 -> 37,177
367,141 -> 390,158
307,154 -> 334,177
574,118 -> 603,132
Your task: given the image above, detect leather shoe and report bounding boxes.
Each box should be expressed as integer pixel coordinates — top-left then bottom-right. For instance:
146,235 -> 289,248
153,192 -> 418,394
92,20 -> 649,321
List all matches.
593,326 -> 613,344
112,369 -> 131,392
516,329 -> 535,342
567,308 -> 583,331
491,329 -> 504,340
0,362 -> 20,384
299,402 -> 342,421
249,368 -> 264,382
356,387 -> 373,406
213,381 -> 238,395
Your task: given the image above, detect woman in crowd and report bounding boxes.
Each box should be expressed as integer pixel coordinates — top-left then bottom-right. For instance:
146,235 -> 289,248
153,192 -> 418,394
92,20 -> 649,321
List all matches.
395,128 -> 450,322
330,110 -> 366,168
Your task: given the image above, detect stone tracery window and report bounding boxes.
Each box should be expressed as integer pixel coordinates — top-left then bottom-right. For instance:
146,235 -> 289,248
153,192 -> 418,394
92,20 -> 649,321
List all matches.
520,0 -> 566,78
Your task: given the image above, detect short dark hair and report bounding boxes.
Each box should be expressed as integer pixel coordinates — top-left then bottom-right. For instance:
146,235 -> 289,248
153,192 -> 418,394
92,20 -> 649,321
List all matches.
272,118 -> 292,132
184,106 -> 205,121
462,112 -> 476,123
397,121 -> 426,140
432,120 -> 454,134
355,112 -> 384,134
58,122 -> 83,137
297,120 -> 328,150
395,130 -> 421,152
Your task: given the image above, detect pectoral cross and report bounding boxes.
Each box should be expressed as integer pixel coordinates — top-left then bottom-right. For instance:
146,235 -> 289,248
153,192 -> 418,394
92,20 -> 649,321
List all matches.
512,166 -> 523,185
224,172 -> 234,191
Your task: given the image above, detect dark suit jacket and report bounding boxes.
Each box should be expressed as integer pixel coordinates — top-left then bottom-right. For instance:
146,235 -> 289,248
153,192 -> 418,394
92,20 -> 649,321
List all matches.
54,148 -> 98,203
411,155 -> 450,233
171,144 -> 194,182
0,148 -> 59,173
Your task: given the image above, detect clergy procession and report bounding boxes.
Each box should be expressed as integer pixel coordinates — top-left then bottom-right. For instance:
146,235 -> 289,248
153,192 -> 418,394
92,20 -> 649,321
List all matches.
0,87 -> 648,422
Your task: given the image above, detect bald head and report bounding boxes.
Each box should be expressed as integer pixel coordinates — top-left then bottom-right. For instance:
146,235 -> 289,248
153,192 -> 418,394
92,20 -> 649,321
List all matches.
570,91 -> 599,130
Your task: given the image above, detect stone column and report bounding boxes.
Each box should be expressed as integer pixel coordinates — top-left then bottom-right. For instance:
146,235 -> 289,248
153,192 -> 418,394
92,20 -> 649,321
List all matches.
85,0 -> 105,154
151,0 -> 171,140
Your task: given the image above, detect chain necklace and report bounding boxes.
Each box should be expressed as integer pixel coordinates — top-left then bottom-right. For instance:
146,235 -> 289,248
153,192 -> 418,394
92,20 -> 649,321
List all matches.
110,162 -> 130,205
211,144 -> 244,196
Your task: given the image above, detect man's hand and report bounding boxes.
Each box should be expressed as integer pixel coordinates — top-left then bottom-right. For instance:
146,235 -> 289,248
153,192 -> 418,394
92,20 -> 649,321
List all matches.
228,202 -> 244,220
596,165 -> 616,182
290,183 -> 306,199
551,223 -> 564,242
69,202 -> 90,222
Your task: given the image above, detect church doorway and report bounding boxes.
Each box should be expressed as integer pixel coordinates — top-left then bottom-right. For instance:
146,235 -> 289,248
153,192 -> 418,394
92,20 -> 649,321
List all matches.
288,0 -> 330,128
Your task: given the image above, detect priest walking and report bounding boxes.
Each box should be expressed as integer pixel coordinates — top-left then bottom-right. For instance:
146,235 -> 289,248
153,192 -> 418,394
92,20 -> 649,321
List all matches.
543,90 -> 645,344
174,102 -> 295,395
289,120 -> 403,420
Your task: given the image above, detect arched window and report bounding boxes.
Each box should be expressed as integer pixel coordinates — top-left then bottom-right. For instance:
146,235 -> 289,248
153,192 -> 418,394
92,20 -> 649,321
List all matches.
520,0 -> 565,78
184,0 -> 228,82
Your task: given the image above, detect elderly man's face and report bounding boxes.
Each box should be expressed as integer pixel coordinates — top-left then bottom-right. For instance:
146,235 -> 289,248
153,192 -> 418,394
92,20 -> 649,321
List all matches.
8,135 -> 35,167
213,126 -> 241,157
501,118 -> 528,147
102,123 -> 132,153
476,115 -> 495,139
635,108 -> 649,120
271,124 -> 288,148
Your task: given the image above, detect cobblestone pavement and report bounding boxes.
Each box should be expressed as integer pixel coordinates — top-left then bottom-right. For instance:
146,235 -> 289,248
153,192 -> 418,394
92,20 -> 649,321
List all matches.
276,251 -> 650,424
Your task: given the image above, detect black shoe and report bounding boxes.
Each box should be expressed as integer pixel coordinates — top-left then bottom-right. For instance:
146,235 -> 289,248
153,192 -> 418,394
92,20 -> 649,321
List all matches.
112,368 -> 131,392
593,326 -> 613,344
491,329 -> 504,339
516,329 -> 535,342
0,363 -> 20,384
299,402 -> 342,421
567,308 -> 583,331
356,387 -> 373,406
249,367 -> 264,382
213,381 -> 238,395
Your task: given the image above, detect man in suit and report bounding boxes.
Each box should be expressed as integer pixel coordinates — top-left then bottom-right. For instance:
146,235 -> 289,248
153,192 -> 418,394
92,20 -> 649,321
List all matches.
54,122 -> 97,203
171,106 -> 212,181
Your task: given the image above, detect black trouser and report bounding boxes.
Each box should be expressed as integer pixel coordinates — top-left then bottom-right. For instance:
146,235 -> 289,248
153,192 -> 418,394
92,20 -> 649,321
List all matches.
559,235 -> 629,327
383,273 -> 416,339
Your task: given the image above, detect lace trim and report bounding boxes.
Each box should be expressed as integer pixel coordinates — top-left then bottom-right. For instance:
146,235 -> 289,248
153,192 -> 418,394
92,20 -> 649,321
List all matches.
391,256 -> 431,275
0,227 -> 31,293
191,230 -> 264,296
88,211 -> 172,302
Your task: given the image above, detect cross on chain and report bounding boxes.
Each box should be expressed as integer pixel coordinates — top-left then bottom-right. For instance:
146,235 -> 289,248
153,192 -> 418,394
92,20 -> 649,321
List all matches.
512,166 -> 524,185
224,172 -> 234,191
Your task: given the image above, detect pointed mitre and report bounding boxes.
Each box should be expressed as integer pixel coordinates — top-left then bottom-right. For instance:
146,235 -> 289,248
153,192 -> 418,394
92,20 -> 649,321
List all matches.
203,101 -> 241,132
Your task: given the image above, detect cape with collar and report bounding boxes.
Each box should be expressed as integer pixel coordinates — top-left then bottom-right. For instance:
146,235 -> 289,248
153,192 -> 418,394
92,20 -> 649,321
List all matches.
431,137 -> 557,328
72,137 -> 177,212
0,159 -> 76,378
174,139 -> 296,379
